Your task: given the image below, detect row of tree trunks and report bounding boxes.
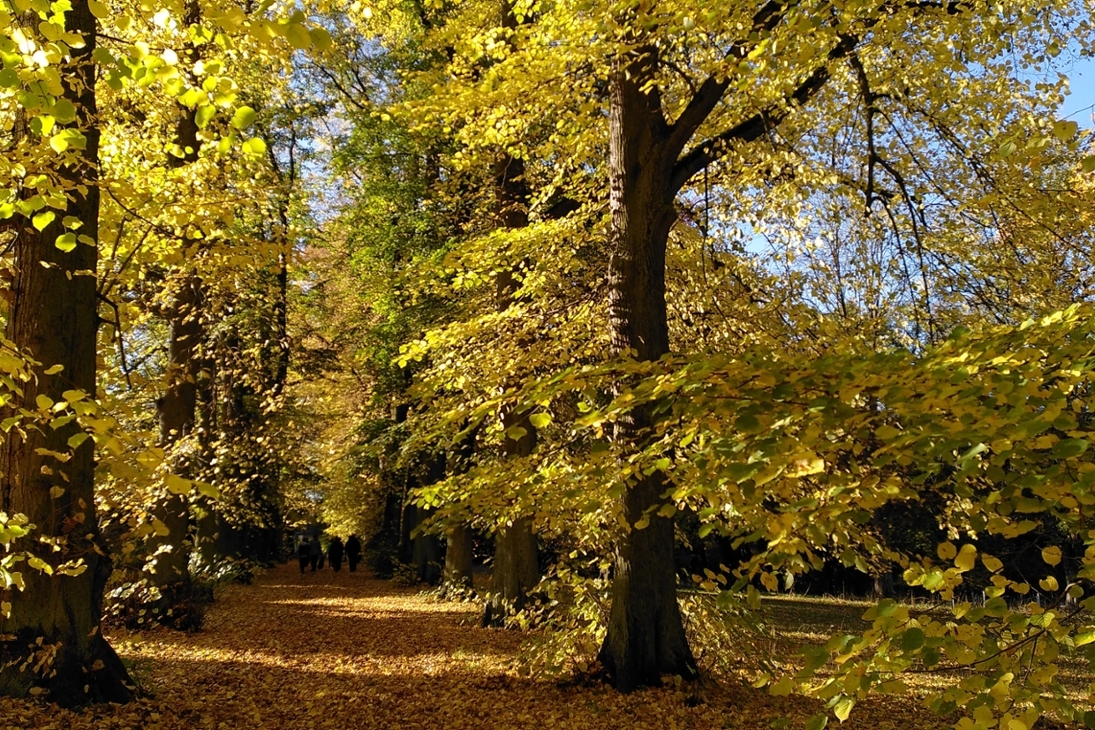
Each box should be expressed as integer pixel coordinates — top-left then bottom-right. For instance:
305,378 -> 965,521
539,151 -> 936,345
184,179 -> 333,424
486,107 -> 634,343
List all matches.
0,0 -> 133,703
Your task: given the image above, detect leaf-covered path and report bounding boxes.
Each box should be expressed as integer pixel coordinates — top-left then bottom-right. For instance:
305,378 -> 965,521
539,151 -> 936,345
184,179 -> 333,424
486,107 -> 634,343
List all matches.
1,565 -> 946,729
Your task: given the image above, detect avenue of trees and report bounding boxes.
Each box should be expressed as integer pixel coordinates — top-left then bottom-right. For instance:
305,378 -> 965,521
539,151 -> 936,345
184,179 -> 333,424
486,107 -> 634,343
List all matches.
3,0 -> 1095,727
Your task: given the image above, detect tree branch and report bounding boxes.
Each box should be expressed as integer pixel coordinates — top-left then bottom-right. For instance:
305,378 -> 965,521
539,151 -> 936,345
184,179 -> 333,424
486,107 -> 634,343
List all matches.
671,33 -> 861,194
665,0 -> 791,158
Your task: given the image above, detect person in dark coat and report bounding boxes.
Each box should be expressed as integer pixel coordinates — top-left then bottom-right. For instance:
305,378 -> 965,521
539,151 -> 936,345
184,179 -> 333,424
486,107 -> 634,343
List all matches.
297,537 -> 311,574
328,537 -> 345,572
308,537 -> 322,571
345,534 -> 362,573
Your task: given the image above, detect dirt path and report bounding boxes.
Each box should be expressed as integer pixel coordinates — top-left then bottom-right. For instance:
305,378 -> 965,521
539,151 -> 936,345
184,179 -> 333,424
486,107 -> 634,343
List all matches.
0,564 -> 944,729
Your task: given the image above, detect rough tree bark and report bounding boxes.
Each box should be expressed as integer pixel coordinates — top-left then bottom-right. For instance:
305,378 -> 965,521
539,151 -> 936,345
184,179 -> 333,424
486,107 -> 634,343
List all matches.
0,0 -> 134,703
592,0 -> 863,689
595,43 -> 698,691
148,273 -> 204,625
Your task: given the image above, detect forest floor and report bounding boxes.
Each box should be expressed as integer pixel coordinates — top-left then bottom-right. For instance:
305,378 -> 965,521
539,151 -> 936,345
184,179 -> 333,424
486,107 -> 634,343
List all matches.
0,564 -> 960,730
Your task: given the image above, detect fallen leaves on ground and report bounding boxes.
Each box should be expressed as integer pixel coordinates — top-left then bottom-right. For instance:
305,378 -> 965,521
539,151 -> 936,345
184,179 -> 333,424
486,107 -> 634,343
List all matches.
0,565 -> 951,729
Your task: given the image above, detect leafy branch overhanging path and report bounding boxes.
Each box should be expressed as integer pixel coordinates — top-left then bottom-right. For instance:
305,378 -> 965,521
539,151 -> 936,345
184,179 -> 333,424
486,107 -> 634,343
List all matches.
0,565 -> 947,729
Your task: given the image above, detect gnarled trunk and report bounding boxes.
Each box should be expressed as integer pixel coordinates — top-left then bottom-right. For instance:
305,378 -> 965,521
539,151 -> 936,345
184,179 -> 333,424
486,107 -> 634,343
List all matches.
0,0 -> 133,703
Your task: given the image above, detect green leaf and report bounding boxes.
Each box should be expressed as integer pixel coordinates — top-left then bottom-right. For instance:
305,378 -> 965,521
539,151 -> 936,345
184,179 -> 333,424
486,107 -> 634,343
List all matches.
51,99 -> 76,124
49,132 -> 69,153
310,26 -> 332,51
196,104 -> 216,129
833,696 -> 854,722
54,233 -> 77,252
1052,120 -> 1078,142
197,481 -> 220,499
165,474 -> 192,495
1042,545 -> 1062,566
529,412 -> 551,429
875,424 -> 900,441
805,714 -> 828,730
0,69 -> 18,88
231,105 -> 257,130
32,210 -> 55,231
242,137 -> 267,155
954,544 -> 977,572
27,556 -> 52,575
735,413 -> 761,433
769,675 -> 794,696
1051,438 -> 1088,458
901,626 -> 925,651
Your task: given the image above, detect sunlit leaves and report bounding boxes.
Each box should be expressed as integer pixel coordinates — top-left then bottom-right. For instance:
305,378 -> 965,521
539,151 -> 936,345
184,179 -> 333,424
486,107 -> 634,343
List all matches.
232,105 -> 257,130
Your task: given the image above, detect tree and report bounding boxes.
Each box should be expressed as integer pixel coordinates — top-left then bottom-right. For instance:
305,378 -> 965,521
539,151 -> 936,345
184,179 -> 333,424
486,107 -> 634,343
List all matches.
0,0 -> 133,702
397,0 -> 1094,694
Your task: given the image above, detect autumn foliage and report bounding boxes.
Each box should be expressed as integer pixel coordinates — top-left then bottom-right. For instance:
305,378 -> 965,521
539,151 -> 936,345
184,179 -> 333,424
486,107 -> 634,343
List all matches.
3,0 -> 1095,727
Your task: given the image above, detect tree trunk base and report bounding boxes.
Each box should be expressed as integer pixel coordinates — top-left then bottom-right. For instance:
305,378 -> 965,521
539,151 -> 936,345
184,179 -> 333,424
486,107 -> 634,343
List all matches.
0,630 -> 134,706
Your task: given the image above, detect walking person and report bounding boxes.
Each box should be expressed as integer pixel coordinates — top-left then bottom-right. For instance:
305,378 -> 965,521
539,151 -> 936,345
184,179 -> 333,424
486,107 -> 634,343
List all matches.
297,537 -> 311,574
328,536 -> 345,572
308,536 -> 322,571
345,534 -> 362,573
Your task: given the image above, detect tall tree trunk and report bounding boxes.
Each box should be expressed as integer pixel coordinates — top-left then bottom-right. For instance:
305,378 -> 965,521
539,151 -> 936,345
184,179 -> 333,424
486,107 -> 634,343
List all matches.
146,0 -> 205,616
482,399 -> 539,625
596,45 -> 697,692
411,453 -> 444,584
444,525 -> 474,589
0,0 -> 133,703
443,426 -> 478,590
193,350 -> 219,569
481,142 -> 540,625
149,274 -> 203,613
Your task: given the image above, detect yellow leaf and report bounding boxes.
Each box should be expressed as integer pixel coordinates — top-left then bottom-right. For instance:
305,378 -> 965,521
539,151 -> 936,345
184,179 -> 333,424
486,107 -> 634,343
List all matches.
955,544 -> 977,572
937,542 -> 957,560
165,474 -> 192,495
196,481 -> 220,499
27,556 -> 53,574
1039,576 -> 1059,592
1042,546 -> 1062,566
285,23 -> 311,50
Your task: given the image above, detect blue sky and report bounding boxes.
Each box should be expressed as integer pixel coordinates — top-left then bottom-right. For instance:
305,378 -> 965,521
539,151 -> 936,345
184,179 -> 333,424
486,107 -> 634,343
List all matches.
1061,55 -> 1095,129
